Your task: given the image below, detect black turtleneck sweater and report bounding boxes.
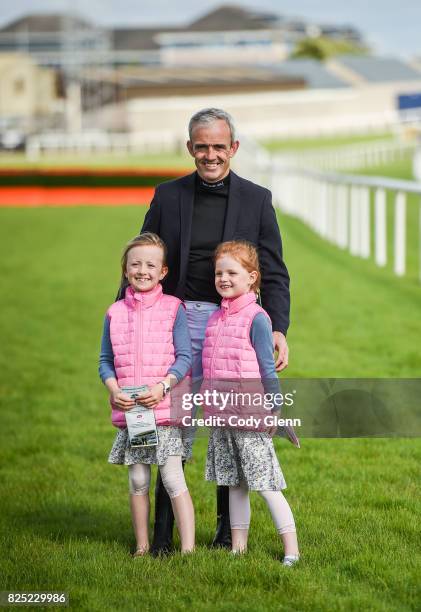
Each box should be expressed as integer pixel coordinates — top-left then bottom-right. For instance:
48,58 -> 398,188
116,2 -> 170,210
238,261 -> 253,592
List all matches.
184,172 -> 230,303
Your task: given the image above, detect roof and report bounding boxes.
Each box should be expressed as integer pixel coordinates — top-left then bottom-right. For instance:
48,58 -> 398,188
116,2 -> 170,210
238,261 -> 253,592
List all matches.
337,56 -> 421,83
112,27 -> 180,51
275,59 -> 349,89
319,24 -> 362,40
81,64 -> 306,97
0,13 -> 94,33
110,4 -> 282,52
187,5 -> 280,31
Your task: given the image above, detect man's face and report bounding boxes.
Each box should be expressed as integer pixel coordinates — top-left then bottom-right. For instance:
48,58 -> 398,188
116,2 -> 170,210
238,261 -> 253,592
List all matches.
187,119 -> 239,183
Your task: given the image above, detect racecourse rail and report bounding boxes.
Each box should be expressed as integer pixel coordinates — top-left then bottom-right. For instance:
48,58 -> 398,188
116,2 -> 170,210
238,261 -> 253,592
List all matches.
273,167 -> 421,280
270,139 -> 415,172
234,137 -> 421,282
5,131 -> 421,281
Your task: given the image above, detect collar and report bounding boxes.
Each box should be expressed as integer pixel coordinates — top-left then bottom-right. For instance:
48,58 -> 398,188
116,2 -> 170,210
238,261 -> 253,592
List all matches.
196,171 -> 231,192
221,291 -> 257,316
124,283 -> 163,309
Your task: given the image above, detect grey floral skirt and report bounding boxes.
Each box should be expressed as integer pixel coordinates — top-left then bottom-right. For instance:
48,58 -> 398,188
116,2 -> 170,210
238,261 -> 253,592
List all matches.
205,427 -> 287,491
108,425 -> 192,466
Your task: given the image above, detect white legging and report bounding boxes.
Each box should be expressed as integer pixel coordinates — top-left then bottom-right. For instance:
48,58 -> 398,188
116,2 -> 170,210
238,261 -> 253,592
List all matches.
128,455 -> 188,499
229,483 -> 296,535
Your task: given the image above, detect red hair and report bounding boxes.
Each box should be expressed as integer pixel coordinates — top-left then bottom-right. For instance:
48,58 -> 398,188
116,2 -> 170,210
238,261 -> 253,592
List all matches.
214,240 -> 261,293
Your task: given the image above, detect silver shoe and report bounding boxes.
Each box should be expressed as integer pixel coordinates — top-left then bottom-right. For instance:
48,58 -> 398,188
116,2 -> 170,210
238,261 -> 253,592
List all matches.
282,554 -> 299,567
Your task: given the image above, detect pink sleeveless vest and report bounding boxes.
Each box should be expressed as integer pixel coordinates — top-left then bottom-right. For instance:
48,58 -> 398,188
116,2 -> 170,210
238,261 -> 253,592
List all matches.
107,284 -> 182,428
202,292 -> 271,431
202,292 -> 269,379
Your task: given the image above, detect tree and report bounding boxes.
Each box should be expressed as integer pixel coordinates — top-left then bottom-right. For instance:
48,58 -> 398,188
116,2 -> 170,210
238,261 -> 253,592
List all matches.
291,37 -> 370,61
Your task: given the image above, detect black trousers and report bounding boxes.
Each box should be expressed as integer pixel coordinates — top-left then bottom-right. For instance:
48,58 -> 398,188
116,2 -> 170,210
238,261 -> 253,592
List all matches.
151,472 -> 231,552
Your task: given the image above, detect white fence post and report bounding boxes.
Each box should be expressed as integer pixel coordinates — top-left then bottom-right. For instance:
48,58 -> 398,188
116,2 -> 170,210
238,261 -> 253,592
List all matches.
272,140 -> 415,173
360,186 -> 371,258
350,186 -> 361,256
319,182 -> 329,239
327,183 -> 335,242
394,191 -> 406,276
375,188 -> 387,267
419,202 -> 421,283
336,184 -> 348,249
234,136 -> 421,282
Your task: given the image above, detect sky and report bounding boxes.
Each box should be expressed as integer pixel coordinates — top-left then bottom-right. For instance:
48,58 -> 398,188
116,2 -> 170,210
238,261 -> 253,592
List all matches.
0,0 -> 420,58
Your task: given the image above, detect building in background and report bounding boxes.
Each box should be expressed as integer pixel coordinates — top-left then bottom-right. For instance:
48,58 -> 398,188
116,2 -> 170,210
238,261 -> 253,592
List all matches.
153,6 -> 288,66
0,5 -> 365,69
1,4 -> 421,147
85,56 -> 421,139
0,53 -> 60,138
0,14 -> 110,68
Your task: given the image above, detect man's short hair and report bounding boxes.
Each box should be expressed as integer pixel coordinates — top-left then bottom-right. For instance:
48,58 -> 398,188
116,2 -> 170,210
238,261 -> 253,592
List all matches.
188,108 -> 236,143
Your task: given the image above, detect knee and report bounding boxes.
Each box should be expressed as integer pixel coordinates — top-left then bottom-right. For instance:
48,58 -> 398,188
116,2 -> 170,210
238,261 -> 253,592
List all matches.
277,524 -> 296,535
160,458 -> 188,499
128,464 -> 150,496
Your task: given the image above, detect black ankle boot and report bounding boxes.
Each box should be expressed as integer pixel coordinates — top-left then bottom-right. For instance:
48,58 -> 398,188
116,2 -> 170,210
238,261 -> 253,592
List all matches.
150,470 -> 174,556
212,485 -> 232,548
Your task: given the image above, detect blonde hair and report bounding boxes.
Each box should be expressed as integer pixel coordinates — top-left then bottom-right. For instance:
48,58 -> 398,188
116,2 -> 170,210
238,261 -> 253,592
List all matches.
120,232 -> 167,285
214,240 -> 261,293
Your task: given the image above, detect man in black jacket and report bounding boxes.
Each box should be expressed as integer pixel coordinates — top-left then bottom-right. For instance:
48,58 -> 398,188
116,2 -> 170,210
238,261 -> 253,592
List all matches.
139,108 -> 290,554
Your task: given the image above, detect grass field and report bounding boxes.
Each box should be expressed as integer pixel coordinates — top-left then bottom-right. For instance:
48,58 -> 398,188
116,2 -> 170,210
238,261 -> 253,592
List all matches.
261,132 -> 395,153
0,151 -> 192,170
0,191 -> 420,611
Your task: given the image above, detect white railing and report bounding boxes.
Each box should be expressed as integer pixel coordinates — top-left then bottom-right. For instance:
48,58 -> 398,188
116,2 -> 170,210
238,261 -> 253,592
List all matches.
271,166 -> 421,279
273,139 -> 415,171
25,131 -> 185,158
25,128 -> 414,172
25,128 -> 421,281
233,136 -> 421,281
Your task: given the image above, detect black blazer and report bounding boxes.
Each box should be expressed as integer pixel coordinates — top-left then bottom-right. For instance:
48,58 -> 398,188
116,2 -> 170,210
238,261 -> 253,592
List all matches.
135,170 -> 290,335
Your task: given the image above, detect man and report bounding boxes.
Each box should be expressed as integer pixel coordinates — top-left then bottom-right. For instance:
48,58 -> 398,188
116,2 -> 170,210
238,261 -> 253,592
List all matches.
138,108 -> 290,554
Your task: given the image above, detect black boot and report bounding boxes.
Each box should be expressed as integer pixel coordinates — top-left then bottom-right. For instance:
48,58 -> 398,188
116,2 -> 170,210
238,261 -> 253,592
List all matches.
211,485 -> 232,548
150,470 -> 174,556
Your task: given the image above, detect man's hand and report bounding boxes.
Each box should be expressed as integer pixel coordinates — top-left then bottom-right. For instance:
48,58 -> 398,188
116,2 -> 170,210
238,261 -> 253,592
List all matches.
273,331 -> 288,371
136,384 -> 164,409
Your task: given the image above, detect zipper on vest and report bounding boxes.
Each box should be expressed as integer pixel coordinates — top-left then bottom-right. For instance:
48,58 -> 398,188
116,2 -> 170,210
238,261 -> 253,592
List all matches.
210,315 -> 226,379
135,300 -> 142,384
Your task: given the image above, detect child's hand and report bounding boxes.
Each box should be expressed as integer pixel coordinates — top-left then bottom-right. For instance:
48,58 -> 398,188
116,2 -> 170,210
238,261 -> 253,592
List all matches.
136,384 -> 164,409
111,390 -> 136,411
266,423 -> 278,437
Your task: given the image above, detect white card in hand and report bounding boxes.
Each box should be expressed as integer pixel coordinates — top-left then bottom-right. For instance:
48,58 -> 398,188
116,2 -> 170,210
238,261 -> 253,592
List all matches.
122,386 -> 158,447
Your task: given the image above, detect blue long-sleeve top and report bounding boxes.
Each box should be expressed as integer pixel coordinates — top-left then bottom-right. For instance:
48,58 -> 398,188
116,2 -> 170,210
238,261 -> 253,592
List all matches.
99,304 -> 191,384
250,312 -> 282,408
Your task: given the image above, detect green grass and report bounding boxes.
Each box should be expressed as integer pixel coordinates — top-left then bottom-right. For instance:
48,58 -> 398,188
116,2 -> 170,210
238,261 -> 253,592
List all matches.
0,203 -> 420,611
283,156 -> 421,377
261,132 -> 395,153
0,151 -> 191,169
280,214 -> 421,377
356,157 -> 415,181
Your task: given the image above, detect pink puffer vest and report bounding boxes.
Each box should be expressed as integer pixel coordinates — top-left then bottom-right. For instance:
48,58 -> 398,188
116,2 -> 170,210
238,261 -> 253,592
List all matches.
202,292 -> 271,430
202,292 -> 270,379
107,283 -> 181,428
